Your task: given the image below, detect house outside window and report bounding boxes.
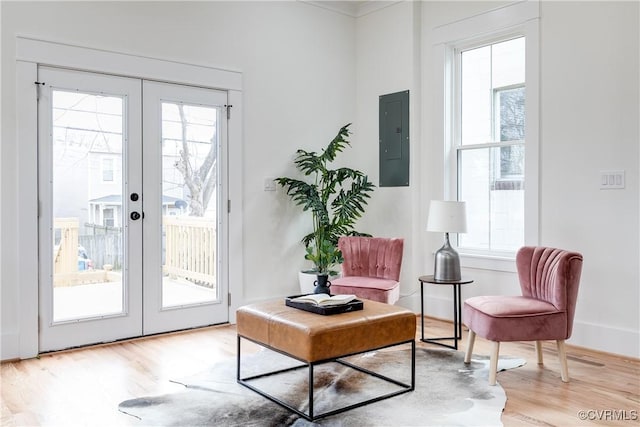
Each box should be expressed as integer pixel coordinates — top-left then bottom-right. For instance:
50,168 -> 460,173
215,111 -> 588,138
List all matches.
103,208 -> 114,227
102,158 -> 114,182
456,37 -> 526,254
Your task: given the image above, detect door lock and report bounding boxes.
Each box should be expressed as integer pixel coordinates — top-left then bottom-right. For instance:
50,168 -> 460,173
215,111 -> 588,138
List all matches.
130,193 -> 139,201
130,211 -> 141,220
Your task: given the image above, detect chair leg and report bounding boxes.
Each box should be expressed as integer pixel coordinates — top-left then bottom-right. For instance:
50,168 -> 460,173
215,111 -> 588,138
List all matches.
489,341 -> 500,386
557,339 -> 570,382
535,340 -> 544,365
464,330 -> 476,364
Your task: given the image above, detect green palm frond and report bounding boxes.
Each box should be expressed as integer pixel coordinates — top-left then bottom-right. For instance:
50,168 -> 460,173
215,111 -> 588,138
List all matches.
274,177 -> 316,209
331,177 -> 375,225
275,123 -> 375,274
318,123 -> 352,164
293,149 -> 324,176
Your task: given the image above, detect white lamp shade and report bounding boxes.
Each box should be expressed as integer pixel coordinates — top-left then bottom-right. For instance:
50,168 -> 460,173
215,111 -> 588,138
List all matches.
426,200 -> 467,233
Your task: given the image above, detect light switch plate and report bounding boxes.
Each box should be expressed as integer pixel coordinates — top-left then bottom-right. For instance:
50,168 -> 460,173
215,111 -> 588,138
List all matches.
600,170 -> 625,189
264,177 -> 277,191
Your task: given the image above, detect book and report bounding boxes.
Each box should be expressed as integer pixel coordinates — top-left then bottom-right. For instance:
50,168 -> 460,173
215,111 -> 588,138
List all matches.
289,293 -> 357,307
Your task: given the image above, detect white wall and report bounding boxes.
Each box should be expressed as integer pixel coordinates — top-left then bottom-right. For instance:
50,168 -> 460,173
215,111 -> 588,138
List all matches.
352,1 -> 423,307
419,1 -> 639,358
1,1 -> 356,359
538,1 -> 639,356
2,0 -> 639,360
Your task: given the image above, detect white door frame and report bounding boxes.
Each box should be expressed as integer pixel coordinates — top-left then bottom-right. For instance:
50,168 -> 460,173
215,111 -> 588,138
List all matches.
15,36 -> 244,358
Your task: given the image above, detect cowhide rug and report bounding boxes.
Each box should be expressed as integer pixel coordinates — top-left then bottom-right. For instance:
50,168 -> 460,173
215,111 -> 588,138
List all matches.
118,347 -> 525,426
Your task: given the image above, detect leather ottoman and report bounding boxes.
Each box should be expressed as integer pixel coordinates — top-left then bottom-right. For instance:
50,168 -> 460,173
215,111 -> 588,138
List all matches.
236,298 -> 416,420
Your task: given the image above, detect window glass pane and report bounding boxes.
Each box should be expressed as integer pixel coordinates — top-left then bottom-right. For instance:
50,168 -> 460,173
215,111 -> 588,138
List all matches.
461,45 -> 492,145
489,176 -> 524,252
500,145 -> 525,178
461,37 -> 525,146
492,37 -> 525,88
161,102 -> 218,308
459,147 -> 524,252
457,35 -> 526,254
497,86 -> 525,142
51,90 -> 124,322
459,148 -> 490,249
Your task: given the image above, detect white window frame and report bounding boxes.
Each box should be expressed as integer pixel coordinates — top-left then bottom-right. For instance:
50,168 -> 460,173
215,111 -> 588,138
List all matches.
432,1 -> 540,272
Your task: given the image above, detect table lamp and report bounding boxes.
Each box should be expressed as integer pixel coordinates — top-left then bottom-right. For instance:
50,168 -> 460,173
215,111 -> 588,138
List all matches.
426,200 -> 467,281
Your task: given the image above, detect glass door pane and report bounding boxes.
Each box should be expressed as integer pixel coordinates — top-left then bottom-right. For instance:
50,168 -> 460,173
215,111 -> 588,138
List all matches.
51,90 -> 125,322
160,102 -> 219,308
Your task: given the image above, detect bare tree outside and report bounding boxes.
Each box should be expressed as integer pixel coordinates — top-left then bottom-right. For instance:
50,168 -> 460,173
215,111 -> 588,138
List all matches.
173,104 -> 217,216
498,86 -> 525,178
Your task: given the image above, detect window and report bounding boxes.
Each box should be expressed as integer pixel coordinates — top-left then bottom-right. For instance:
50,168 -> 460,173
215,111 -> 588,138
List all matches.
456,37 -> 526,254
433,1 -> 540,268
102,158 -> 114,182
103,208 -> 114,227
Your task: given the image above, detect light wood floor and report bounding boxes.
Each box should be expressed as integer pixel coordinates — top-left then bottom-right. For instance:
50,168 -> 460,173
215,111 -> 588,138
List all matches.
1,317 -> 639,426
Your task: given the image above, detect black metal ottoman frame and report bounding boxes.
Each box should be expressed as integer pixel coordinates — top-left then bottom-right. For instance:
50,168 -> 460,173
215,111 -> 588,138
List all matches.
237,335 -> 415,421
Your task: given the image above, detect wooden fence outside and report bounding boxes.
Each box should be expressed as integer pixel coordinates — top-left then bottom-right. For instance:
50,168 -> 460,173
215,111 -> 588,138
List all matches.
54,216 -> 215,288
164,215 -> 216,288
80,230 -> 123,271
54,218 -> 79,276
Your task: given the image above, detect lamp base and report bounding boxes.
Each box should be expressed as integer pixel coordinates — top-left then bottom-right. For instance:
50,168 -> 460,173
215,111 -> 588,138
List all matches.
433,233 -> 461,281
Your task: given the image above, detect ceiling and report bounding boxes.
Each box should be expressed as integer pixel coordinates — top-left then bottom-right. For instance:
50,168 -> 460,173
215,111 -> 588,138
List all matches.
300,1 -> 399,18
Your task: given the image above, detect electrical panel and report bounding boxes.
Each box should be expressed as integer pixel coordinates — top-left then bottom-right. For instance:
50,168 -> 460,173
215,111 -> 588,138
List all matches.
379,90 -> 409,187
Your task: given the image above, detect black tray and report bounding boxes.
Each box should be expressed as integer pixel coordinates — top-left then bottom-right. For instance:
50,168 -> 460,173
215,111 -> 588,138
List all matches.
285,294 -> 364,315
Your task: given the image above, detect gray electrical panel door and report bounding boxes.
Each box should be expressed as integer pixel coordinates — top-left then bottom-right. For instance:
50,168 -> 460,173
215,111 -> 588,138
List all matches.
379,90 -> 409,187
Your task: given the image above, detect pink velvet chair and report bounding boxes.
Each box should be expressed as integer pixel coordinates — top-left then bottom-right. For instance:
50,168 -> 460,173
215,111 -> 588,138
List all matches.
330,237 -> 404,304
463,246 -> 583,385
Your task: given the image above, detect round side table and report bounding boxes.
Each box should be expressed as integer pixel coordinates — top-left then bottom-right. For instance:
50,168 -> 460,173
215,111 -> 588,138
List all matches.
418,275 -> 473,350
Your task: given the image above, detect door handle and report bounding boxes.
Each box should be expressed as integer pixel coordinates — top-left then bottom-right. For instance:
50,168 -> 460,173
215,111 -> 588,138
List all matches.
130,211 -> 141,221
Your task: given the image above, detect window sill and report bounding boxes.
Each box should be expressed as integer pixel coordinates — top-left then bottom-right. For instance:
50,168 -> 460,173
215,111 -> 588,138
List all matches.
459,252 -> 516,273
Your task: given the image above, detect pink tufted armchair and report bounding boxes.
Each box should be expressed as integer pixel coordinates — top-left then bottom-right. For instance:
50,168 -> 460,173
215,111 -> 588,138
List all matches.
330,237 -> 404,304
463,246 -> 583,385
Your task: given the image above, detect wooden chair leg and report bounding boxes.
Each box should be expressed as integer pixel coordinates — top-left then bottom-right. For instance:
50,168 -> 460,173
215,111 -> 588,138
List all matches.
535,340 -> 544,365
464,330 -> 476,364
489,341 -> 500,386
557,339 -> 570,382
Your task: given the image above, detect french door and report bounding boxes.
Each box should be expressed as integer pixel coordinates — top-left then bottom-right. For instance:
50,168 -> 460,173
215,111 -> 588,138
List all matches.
38,67 -> 228,352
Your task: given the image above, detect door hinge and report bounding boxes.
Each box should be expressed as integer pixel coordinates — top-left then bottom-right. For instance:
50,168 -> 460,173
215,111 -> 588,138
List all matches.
34,81 -> 45,101
227,199 -> 231,213
224,104 -> 233,120
228,292 -> 231,306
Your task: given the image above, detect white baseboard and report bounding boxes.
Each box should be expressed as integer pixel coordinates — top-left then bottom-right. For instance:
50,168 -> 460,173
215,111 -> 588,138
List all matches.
570,321 -> 640,359
1,332 -> 19,361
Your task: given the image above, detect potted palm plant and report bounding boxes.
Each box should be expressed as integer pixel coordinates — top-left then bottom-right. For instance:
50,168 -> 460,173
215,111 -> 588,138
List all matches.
275,123 -> 375,294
